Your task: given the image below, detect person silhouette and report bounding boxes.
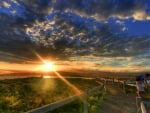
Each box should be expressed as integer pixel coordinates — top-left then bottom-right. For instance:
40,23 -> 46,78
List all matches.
136,73 -> 150,97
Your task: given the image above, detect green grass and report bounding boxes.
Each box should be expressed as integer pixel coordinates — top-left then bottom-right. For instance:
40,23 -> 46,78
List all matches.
88,88 -> 106,113
0,77 -> 101,113
48,88 -> 105,113
49,100 -> 83,113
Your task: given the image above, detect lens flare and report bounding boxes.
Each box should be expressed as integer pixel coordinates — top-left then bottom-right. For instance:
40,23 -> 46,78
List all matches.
54,71 -> 82,94
31,50 -> 81,95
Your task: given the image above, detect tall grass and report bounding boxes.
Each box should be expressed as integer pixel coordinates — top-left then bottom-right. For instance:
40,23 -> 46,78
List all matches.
0,77 -> 100,113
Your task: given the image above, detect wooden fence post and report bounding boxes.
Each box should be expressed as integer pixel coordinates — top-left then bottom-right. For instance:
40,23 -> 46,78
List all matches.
112,78 -> 114,84
104,79 -> 107,85
100,85 -> 106,100
84,90 -> 88,113
117,79 -> 120,88
136,97 -> 142,113
141,102 -> 146,113
123,81 -> 126,93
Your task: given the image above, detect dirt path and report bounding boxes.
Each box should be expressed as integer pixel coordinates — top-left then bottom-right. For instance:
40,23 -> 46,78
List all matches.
98,84 -> 137,113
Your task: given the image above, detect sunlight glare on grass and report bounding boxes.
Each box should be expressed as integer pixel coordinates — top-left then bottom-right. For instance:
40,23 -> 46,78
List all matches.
54,71 -> 82,95
43,75 -> 51,79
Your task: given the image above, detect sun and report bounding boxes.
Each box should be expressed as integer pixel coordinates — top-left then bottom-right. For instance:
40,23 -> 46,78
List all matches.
44,62 -> 53,70
42,60 -> 55,72
34,59 -> 56,72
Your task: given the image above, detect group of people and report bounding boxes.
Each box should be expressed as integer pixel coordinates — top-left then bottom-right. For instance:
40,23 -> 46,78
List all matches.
136,73 -> 150,97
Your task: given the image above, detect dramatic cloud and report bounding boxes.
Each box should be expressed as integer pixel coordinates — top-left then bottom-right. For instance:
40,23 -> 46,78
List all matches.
0,0 -> 150,72
50,0 -> 150,21
26,12 -> 150,58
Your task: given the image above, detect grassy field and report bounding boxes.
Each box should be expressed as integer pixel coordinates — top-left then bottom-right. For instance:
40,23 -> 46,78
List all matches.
0,75 -> 102,113
1,71 -> 149,113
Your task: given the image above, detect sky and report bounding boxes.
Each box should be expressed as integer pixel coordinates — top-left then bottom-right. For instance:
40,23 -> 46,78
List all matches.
0,0 -> 150,72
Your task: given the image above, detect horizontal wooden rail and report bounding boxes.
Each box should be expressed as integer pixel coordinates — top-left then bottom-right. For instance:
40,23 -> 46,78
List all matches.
127,83 -> 136,87
26,85 -> 104,113
25,94 -> 83,113
88,85 -> 103,94
97,77 -> 150,113
99,77 -> 136,87
141,102 -> 146,113
136,97 -> 150,113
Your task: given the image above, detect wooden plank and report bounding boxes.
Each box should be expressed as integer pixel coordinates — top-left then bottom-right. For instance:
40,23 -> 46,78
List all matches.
119,80 -> 124,84
88,85 -> 103,94
143,101 -> 150,113
26,85 -> 104,113
106,79 -> 113,82
25,93 -> 84,113
141,102 -> 147,113
136,97 -> 142,113
127,83 -> 136,87
126,81 -> 136,84
114,79 -> 119,82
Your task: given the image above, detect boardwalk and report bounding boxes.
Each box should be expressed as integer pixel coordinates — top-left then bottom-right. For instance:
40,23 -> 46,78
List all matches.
98,84 -> 137,113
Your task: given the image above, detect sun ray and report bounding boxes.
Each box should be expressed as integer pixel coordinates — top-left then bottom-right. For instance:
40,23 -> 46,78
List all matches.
54,71 -> 82,94
30,50 -> 81,94
30,49 -> 44,62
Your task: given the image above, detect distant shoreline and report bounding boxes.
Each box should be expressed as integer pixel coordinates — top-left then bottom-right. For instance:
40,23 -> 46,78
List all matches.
0,70 -> 142,80
0,75 -> 95,80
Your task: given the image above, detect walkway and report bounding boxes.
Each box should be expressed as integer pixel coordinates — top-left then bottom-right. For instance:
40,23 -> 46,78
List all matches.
98,84 -> 137,113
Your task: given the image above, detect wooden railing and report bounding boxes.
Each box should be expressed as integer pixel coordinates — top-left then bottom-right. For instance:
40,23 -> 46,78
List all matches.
98,77 -> 150,113
25,77 -> 150,113
97,77 -> 136,93
25,84 -> 105,113
136,97 -> 150,113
